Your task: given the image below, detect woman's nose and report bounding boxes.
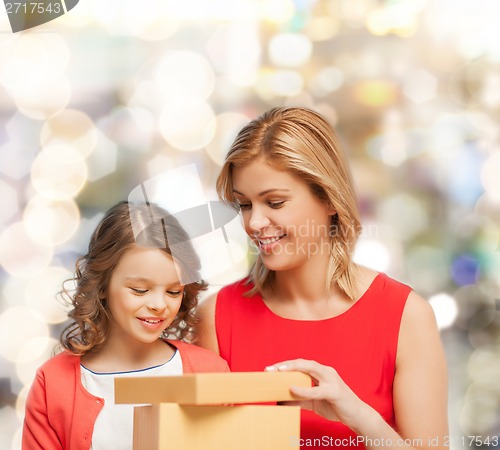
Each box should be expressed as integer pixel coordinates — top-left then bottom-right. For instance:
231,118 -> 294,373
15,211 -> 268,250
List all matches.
247,207 -> 271,232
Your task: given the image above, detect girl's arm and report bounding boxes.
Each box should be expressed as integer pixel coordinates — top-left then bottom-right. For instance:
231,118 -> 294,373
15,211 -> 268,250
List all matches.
23,372 -> 63,450
195,293 -> 220,354
267,291 -> 449,450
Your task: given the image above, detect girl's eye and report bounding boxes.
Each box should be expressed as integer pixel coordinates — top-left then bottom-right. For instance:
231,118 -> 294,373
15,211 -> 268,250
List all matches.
131,288 -> 147,295
167,290 -> 182,297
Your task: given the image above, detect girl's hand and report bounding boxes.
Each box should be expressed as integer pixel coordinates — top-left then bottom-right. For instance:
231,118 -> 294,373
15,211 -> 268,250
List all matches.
265,359 -> 377,429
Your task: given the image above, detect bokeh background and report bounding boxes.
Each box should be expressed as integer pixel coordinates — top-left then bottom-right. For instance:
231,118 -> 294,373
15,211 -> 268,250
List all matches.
1,0 -> 499,448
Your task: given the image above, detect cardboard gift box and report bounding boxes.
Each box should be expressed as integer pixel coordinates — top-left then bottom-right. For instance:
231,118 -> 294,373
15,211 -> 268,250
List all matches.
132,403 -> 300,450
115,371 -> 311,450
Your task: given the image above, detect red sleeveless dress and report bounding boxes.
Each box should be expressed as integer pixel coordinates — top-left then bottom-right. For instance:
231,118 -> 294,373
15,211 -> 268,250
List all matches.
214,272 -> 411,448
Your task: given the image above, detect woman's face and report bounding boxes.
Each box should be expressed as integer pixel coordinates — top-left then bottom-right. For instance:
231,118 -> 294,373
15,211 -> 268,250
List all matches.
106,246 -> 184,345
232,158 -> 335,272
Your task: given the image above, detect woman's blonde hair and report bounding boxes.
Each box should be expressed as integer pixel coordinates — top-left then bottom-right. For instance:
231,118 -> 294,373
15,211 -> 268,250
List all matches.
216,107 -> 361,300
59,201 -> 206,355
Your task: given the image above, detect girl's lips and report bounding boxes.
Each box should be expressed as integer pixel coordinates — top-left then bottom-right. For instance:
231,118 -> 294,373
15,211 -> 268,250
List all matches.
137,317 -> 166,330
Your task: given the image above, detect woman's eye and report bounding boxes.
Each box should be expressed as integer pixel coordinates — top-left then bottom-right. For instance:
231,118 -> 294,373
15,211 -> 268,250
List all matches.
236,203 -> 252,211
268,201 -> 285,209
130,288 -> 147,295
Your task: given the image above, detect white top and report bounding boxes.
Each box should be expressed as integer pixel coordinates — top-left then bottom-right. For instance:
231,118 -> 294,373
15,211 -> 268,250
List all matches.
80,350 -> 183,450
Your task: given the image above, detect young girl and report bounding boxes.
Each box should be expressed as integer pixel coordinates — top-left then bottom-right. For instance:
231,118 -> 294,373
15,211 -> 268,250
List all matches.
23,201 -> 229,450
197,107 -> 448,448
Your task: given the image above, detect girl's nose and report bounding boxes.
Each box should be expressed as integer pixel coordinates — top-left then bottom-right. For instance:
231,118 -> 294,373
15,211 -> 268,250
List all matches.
147,292 -> 166,312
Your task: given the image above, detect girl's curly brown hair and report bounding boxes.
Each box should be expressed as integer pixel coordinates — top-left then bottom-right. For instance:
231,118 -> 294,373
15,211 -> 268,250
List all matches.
60,201 -> 207,355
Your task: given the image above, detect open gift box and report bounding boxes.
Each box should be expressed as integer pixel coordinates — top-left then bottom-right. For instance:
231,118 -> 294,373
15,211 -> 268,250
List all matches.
114,371 -> 311,450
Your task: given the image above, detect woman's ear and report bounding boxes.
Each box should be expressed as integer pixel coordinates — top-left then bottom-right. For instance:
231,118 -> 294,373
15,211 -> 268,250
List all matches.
326,204 -> 336,216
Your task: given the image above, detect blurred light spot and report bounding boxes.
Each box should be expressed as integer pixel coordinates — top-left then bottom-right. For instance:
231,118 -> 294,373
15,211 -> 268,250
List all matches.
31,145 -> 88,200
269,33 -> 312,68
451,254 -> 479,286
120,0 -> 179,40
156,51 -> 215,100
130,164 -> 206,215
86,131 -> 118,182
304,16 -> 339,41
445,143 -> 486,206
2,277 -> 28,310
55,0 -> 93,27
205,112 -> 250,166
0,222 -> 53,278
16,338 -> 59,394
309,67 -> 345,97
0,307 -> 49,362
459,380 -> 500,434
283,91 -> 315,109
403,69 -> 437,104
159,98 -> 216,152
16,336 -> 56,366
11,426 -> 22,450
15,384 -> 31,422
98,106 -> 155,154
480,152 -> 500,201
0,34 -> 69,93
24,266 -> 71,324
461,60 -> 500,108
453,214 -> 499,254
0,179 -> 19,226
368,111 -> 420,167
206,26 -> 261,87
378,194 -> 428,241
428,293 -> 458,329
353,238 -> 390,272
352,81 -> 398,107
468,346 -> 500,382
468,309 -> 497,334
13,76 -> 72,121
366,3 -> 420,37
164,0 -> 254,20
453,284 -> 495,331
0,407 -> 20,450
315,104 -> 338,127
260,0 -> 295,24
268,70 -> 304,97
23,196 -> 80,247
197,236 -> 249,286
0,112 -> 41,181
406,246 -> 450,292
40,109 -> 98,159
146,154 -> 174,178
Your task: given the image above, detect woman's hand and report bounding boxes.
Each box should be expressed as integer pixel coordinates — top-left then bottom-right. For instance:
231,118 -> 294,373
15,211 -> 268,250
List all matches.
265,358 -> 378,430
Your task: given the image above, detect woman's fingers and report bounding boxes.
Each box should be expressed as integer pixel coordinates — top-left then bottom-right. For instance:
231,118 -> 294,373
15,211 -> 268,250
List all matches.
265,358 -> 337,384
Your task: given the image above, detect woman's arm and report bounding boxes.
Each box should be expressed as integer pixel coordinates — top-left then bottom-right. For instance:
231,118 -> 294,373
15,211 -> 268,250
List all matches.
391,291 -> 449,448
195,293 -> 220,354
266,291 -> 449,450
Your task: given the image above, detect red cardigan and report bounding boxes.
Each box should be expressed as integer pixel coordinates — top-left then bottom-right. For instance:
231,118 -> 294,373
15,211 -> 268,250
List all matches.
22,340 -> 229,450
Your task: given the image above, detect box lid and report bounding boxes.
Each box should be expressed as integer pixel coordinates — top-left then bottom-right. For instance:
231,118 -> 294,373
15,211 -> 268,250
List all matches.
115,371 -> 311,405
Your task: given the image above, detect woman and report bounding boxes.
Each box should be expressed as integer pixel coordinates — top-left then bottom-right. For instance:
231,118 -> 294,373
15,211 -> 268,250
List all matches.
197,107 -> 448,448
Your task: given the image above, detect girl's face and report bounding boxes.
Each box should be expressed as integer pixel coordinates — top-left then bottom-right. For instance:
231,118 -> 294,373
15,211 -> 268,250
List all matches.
106,246 -> 184,345
232,158 -> 335,272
